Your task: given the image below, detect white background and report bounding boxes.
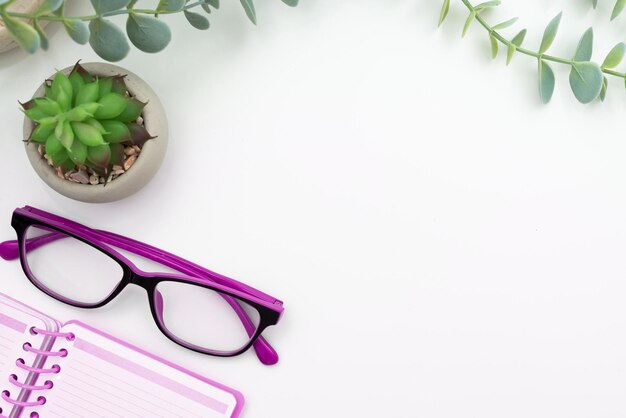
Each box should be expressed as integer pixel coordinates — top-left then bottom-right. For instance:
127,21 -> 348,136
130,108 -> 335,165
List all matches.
1,1 -> 626,417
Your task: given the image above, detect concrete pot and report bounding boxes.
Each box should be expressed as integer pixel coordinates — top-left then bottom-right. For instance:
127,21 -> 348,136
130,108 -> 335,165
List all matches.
23,62 -> 168,203
0,0 -> 48,53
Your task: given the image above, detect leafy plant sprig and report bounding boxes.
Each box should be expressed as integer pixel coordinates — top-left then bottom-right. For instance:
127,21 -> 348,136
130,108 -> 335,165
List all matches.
593,0 -> 626,21
439,0 -> 626,103
0,0 -> 298,62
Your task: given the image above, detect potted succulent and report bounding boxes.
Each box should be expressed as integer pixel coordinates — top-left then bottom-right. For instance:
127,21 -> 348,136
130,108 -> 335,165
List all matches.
22,61 -> 168,203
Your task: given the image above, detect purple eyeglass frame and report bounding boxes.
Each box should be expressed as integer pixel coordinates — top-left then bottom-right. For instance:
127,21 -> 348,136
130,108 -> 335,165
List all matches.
0,206 -> 284,365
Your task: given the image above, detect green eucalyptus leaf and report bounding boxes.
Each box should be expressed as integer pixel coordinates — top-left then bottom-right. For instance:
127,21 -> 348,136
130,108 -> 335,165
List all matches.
207,0 -> 219,7
569,62 -> 603,104
72,122 -> 106,146
438,0 -> 450,27
2,15 -> 40,53
240,0 -> 257,24
201,3 -> 211,13
281,0 -> 298,5
474,1 -> 501,10
539,12 -> 562,54
64,19 -> 90,44
612,0 -> 626,20
602,42 -> 626,69
573,27 -> 593,62
462,10 -> 476,37
33,20 -> 48,51
600,76 -> 608,101
538,59 -> 555,104
101,120 -> 131,143
184,10 -> 210,30
490,34 -> 498,59
90,0 -> 130,14
45,133 -> 63,155
593,0 -> 598,8
36,0 -> 63,15
492,17 -> 518,30
157,0 -> 185,12
89,19 -> 130,62
94,92 -> 128,119
507,29 -> 527,65
126,14 -> 171,53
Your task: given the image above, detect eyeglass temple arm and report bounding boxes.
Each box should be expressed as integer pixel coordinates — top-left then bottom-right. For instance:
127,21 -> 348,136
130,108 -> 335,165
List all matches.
0,234 -> 280,365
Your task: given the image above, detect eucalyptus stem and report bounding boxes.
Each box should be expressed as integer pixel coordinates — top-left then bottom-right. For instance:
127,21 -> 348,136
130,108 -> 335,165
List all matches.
460,0 -> 626,80
4,1 -> 205,22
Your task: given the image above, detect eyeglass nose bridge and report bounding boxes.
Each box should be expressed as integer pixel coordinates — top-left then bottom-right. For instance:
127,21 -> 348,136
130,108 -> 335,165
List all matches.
127,271 -> 157,292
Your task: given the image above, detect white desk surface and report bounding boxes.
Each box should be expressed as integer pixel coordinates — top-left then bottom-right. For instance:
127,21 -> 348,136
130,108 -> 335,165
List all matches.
1,1 -> 626,417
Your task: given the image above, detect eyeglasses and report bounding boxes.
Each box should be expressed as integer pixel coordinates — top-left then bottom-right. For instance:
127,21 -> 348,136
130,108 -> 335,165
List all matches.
0,206 -> 284,365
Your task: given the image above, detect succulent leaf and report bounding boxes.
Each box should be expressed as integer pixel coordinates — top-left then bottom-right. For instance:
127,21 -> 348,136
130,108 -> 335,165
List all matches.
84,118 -> 107,134
34,98 -> 61,116
68,139 -> 88,164
110,76 -> 128,95
31,123 -> 56,143
127,123 -> 155,147
51,72 -> 73,103
72,122 -> 106,146
87,144 -> 111,168
100,120 -> 131,143
45,134 -> 63,155
60,120 -> 75,149
68,71 -> 86,104
116,98 -> 145,122
76,80 -> 100,106
98,77 -> 113,97
94,92 -> 128,119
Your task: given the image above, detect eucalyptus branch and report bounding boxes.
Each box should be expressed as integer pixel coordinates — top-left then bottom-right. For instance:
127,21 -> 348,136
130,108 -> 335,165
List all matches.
0,0 -> 299,62
439,0 -> 626,103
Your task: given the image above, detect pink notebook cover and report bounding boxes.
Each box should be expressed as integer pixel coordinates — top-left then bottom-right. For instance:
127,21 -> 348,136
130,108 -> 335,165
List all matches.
0,292 -> 244,418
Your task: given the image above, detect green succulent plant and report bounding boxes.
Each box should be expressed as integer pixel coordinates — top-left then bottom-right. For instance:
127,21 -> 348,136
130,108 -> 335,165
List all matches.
22,62 -> 153,179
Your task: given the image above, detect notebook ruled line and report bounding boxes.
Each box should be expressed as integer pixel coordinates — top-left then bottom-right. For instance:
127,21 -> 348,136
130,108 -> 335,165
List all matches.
73,338 -> 229,414
61,380 -> 147,418
70,357 -> 202,418
53,394 -> 107,418
63,372 -> 169,418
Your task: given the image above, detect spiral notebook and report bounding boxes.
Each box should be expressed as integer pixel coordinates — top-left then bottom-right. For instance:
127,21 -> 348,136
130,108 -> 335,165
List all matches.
0,292 -> 243,418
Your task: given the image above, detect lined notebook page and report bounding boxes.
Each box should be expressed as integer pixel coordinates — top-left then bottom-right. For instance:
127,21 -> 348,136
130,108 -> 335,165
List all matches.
0,294 -> 59,418
39,322 -> 242,418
